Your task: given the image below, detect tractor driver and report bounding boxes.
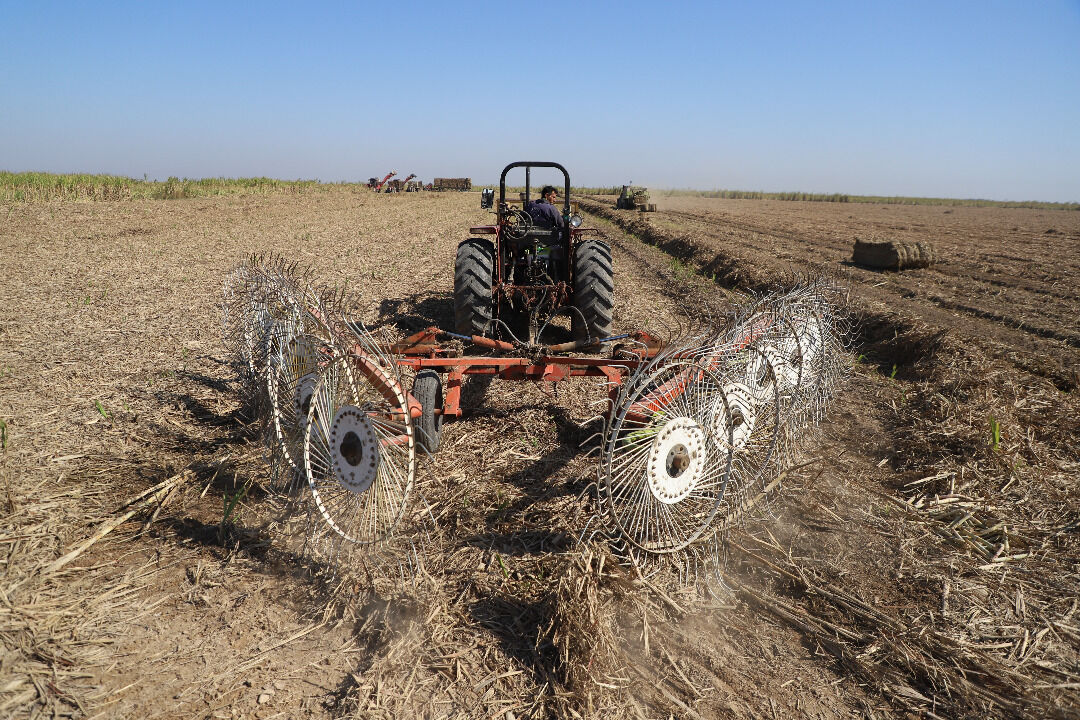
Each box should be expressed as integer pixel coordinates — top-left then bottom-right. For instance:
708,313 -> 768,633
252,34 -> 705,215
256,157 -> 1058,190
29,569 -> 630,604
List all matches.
525,185 -> 565,231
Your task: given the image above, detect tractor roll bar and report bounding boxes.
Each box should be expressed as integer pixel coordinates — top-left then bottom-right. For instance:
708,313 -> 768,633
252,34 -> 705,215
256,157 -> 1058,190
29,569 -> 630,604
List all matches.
499,161 -> 571,216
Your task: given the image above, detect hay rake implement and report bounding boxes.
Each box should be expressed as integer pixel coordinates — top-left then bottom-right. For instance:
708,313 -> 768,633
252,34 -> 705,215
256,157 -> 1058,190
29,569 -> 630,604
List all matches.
222,256 -> 848,583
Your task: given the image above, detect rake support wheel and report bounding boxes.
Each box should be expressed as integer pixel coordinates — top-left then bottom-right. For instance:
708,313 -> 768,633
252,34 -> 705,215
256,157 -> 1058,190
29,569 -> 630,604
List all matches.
412,370 -> 443,455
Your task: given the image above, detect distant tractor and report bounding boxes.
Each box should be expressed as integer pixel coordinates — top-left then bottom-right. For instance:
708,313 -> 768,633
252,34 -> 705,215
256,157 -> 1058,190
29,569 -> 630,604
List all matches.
455,161 -> 613,344
616,184 -> 656,212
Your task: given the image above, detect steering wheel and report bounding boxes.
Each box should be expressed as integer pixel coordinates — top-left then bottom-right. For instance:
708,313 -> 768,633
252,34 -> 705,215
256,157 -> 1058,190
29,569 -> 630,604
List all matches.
504,208 -> 533,240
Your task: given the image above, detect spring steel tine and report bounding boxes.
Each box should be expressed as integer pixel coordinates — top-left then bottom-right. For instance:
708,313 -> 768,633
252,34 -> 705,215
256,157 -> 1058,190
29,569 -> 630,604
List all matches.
420,494 -> 438,532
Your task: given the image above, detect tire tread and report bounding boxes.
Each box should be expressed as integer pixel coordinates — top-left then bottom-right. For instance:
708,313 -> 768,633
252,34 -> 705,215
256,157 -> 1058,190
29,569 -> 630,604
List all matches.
572,240 -> 614,341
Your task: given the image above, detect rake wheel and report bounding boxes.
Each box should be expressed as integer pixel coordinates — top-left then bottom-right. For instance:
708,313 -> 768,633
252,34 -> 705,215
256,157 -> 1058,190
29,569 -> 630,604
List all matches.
222,268 -> 274,380
266,323 -> 325,489
723,344 -> 784,497
599,357 -> 735,556
222,264 -> 302,419
784,300 -> 832,425
302,343 -> 416,546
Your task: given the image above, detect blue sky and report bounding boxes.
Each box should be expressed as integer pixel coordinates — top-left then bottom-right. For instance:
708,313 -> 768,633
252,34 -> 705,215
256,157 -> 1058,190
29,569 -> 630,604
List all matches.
2,1 -> 1078,201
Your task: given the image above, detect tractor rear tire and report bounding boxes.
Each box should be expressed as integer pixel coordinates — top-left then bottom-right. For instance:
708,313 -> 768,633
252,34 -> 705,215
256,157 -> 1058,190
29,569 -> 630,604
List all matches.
412,370 -> 443,454
454,238 -> 495,337
572,240 -> 614,342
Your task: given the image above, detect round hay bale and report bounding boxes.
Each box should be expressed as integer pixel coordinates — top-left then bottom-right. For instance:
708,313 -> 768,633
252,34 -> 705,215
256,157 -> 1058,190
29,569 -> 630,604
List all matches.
852,237 -> 936,270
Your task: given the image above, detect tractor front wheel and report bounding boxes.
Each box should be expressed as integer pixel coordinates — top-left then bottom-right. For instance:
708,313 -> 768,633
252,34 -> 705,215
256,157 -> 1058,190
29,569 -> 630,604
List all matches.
572,240 -> 614,343
454,238 -> 495,337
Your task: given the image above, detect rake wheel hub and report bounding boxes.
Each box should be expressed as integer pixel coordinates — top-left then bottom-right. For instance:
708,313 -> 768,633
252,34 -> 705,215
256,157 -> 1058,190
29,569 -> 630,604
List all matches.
791,309 -> 824,379
330,406 -> 379,493
293,373 -> 317,423
714,382 -> 758,450
647,418 -> 705,505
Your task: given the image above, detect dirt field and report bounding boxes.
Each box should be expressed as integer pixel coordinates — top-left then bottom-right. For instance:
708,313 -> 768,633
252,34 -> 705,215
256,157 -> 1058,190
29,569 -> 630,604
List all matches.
629,195 -> 1080,390
2,189 -> 1078,719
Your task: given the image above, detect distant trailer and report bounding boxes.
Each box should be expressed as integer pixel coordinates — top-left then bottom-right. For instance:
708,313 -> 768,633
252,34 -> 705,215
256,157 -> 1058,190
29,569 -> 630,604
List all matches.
432,177 -> 472,191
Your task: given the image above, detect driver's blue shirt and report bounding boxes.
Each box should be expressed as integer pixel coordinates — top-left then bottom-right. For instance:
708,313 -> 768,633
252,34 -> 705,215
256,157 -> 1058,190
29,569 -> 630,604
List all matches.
525,199 -> 564,230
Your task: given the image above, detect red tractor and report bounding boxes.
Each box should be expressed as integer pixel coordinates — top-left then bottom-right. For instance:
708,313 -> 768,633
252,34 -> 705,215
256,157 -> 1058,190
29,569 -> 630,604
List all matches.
455,161 -> 613,345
